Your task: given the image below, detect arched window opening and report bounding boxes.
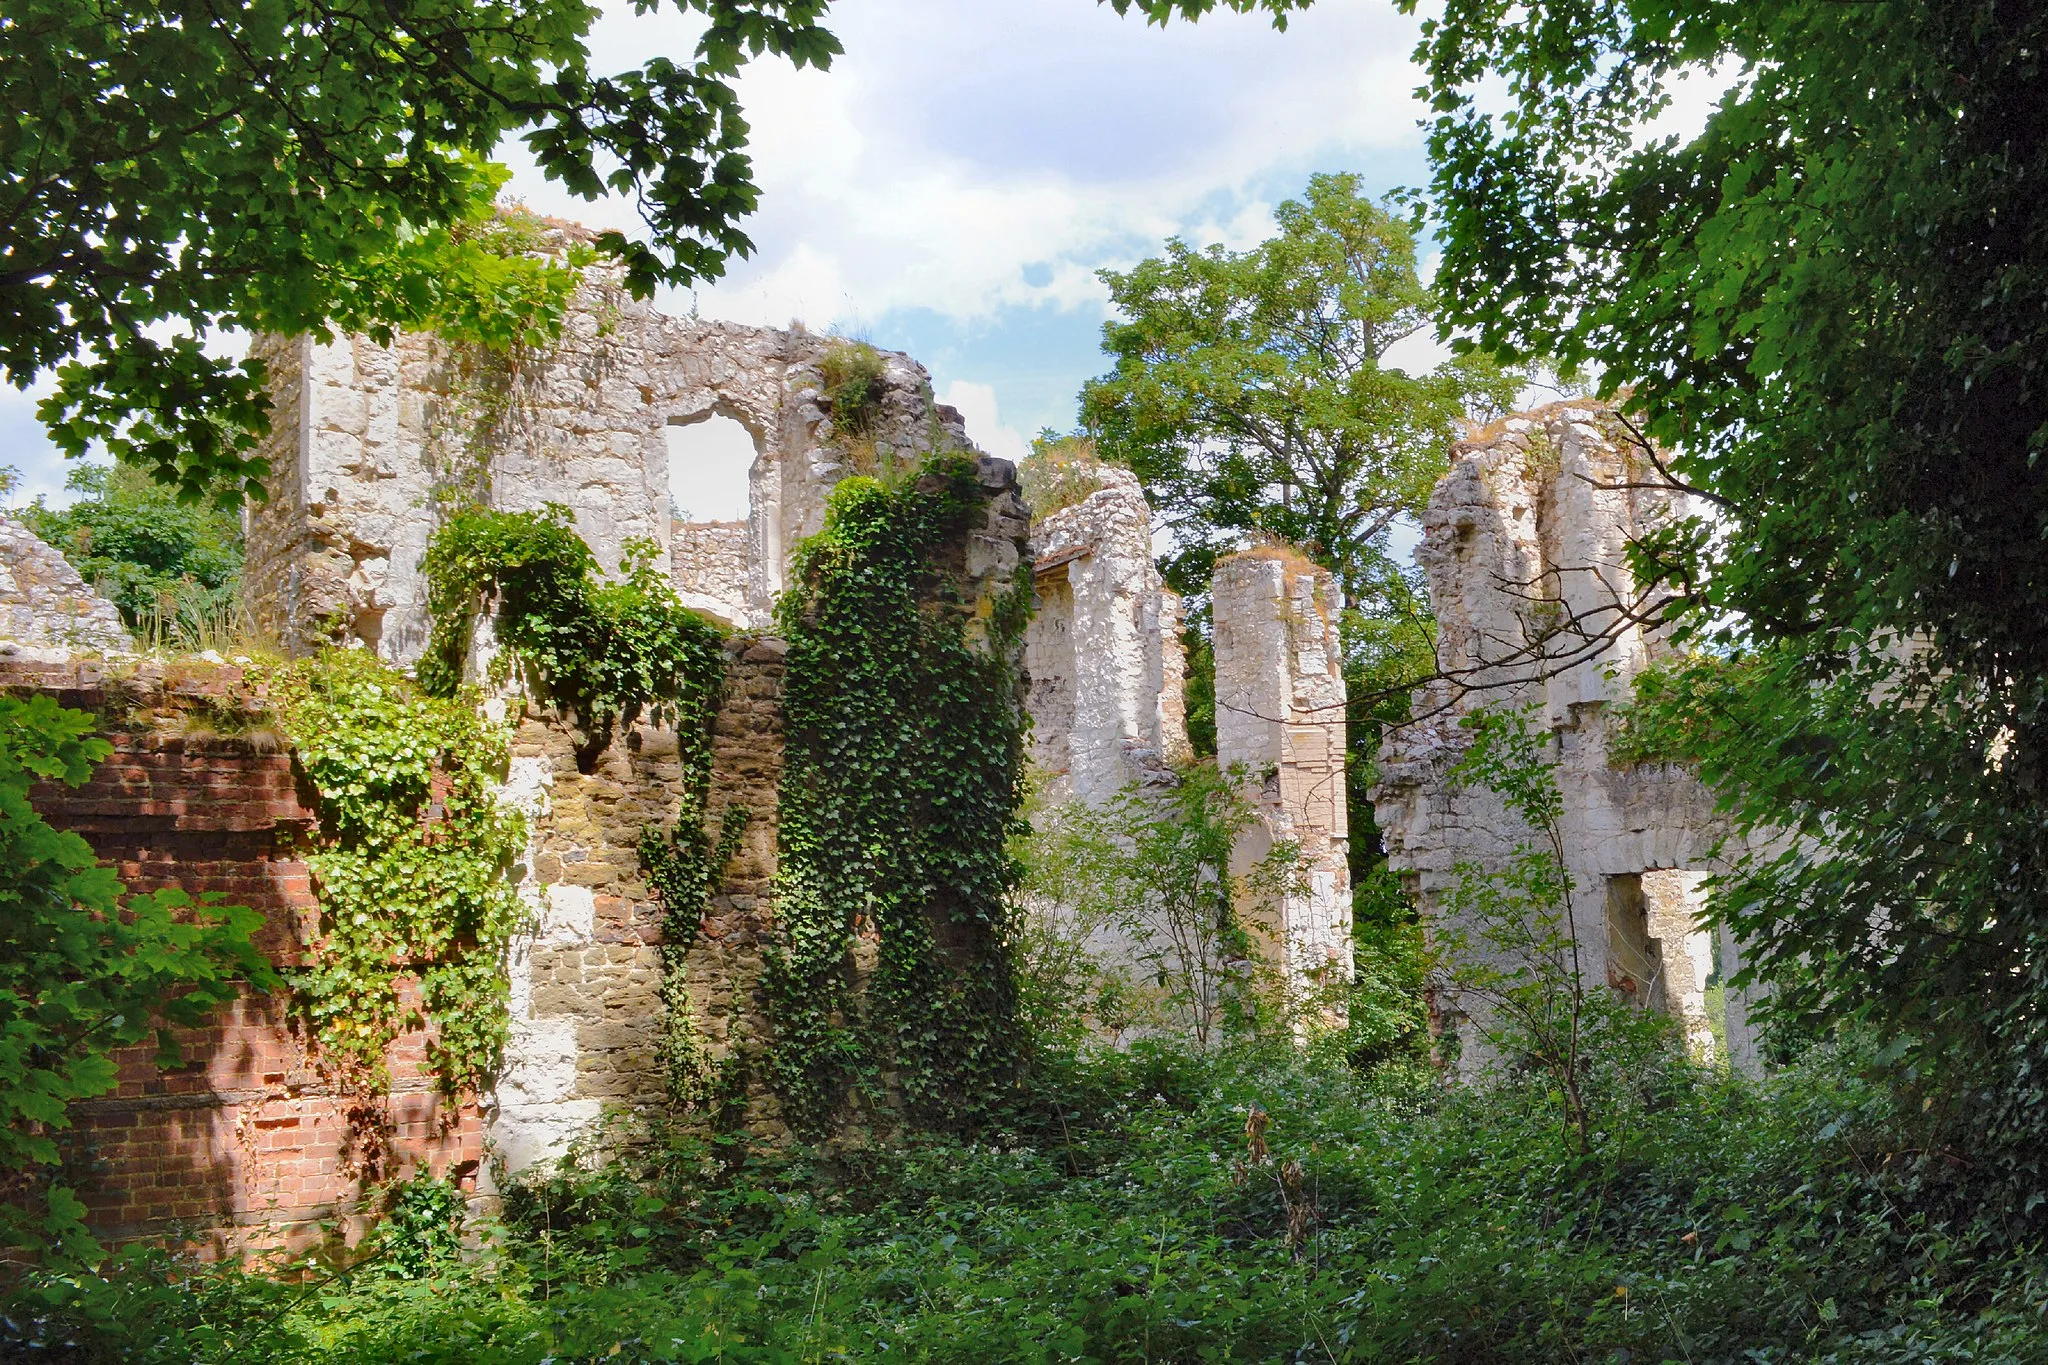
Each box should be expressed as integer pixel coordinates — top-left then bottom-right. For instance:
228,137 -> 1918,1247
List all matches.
666,414 -> 757,525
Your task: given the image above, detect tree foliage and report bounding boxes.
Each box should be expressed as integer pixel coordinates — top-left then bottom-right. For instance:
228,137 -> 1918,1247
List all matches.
0,694 -> 273,1259
1016,762 -> 1300,1047
23,463 -> 242,629
3,0 -> 838,500
1082,172 -> 1518,605
1392,0 -> 2048,1150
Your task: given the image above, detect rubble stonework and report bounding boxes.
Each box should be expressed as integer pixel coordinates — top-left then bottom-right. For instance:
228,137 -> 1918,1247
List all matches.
0,514 -> 132,652
1371,401 -> 1763,1072
1023,466 -> 1190,801
1213,547 -> 1352,999
669,520 -> 753,627
233,249 -> 1033,1187
243,242 -> 972,659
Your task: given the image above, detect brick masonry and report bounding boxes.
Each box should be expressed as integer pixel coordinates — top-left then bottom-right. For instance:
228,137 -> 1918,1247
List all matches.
6,656 -> 481,1257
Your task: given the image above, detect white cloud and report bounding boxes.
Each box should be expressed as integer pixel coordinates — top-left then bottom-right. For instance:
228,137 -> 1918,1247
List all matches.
504,0 -> 1434,330
938,380 -> 1031,466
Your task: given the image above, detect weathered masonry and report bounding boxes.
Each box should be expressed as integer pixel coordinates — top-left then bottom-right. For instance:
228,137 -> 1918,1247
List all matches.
0,648 -> 480,1256
1371,401 -> 1763,1072
1021,468 -> 1353,999
8,223 -> 1355,1251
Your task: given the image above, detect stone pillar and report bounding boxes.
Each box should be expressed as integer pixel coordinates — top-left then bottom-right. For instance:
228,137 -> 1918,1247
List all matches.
1212,546 -> 1351,1003
1024,466 -> 1190,802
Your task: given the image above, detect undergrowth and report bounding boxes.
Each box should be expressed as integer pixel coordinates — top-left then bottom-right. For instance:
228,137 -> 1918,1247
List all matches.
11,1037 -> 2048,1363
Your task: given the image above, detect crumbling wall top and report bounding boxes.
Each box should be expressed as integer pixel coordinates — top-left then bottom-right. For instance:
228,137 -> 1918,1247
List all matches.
0,514 -> 132,655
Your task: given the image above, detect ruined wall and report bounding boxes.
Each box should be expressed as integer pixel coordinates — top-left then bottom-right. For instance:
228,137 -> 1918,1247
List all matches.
0,514 -> 131,653
1213,548 -> 1352,1000
5,657 -> 479,1256
1023,467 -> 1189,801
670,521 -> 753,627
244,238 -> 972,660
1371,401 -> 1762,1071
487,638 -> 788,1171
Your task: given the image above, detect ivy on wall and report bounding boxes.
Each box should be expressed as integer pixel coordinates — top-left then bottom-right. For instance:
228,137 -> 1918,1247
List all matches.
419,503 -> 738,1113
261,650 -> 526,1100
418,504 -> 726,766
641,808 -> 748,1110
766,453 -> 1030,1136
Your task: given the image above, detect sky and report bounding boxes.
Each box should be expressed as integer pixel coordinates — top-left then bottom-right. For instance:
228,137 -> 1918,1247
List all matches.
3,0 -> 1463,516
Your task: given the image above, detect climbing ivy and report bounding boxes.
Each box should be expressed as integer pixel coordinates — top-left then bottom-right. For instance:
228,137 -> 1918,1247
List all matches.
640,807 -> 749,1110
765,453 -> 1030,1136
418,504 -> 727,764
260,649 -> 526,1100
419,503 -> 739,1115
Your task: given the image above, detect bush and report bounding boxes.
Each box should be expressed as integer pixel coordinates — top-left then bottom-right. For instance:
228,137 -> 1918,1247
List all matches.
13,1032 -> 2048,1362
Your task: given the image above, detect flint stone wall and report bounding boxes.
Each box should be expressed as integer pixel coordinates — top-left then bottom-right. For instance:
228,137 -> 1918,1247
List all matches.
1024,466 -> 1189,802
1371,401 -> 1762,1072
0,515 -> 132,652
670,520 -> 753,627
243,232 -> 973,660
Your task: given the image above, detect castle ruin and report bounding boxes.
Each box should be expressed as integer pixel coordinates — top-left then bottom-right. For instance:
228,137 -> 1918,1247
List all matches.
1370,402 -> 1763,1072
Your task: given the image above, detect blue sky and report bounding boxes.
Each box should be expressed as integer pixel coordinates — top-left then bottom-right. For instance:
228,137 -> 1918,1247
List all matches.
3,0 -> 1445,506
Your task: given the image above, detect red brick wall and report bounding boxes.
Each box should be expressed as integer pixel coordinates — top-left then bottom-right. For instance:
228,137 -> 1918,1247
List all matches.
4,657 -> 480,1258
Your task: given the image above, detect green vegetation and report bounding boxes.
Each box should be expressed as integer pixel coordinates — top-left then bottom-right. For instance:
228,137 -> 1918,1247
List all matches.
764,455 -> 1030,1136
1082,172 -> 1517,608
12,1037 -> 2047,1362
1074,172 -> 1478,888
1383,0 -> 2048,1159
1015,432 -> 1112,520
817,341 -> 889,438
420,503 -> 737,1113
1015,761 -> 1301,1046
0,693 -> 273,1261
260,651 -> 526,1103
5,2 -> 837,500
419,504 -> 728,763
22,462 -> 243,645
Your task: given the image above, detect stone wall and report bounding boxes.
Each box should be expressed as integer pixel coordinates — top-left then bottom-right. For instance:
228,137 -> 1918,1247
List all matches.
670,521 -> 753,628
488,638 -> 788,1172
1212,547 -> 1352,1001
243,238 -> 973,664
6,657 -> 479,1256
1371,401 -> 1762,1072
0,514 -> 131,653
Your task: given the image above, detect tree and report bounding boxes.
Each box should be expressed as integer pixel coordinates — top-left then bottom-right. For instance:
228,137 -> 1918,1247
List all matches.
23,463 -> 242,634
1394,0 -> 2048,1149
3,0 -> 838,502
1080,173 -> 1514,885
0,694 -> 273,1259
1019,762 -> 1302,1047
1081,172 -> 1517,607
1119,0 -> 2048,1152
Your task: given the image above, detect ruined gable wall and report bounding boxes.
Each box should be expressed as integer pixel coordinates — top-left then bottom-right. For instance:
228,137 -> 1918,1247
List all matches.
243,255 -> 972,656
1372,401 -> 1761,1069
0,514 -> 132,653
